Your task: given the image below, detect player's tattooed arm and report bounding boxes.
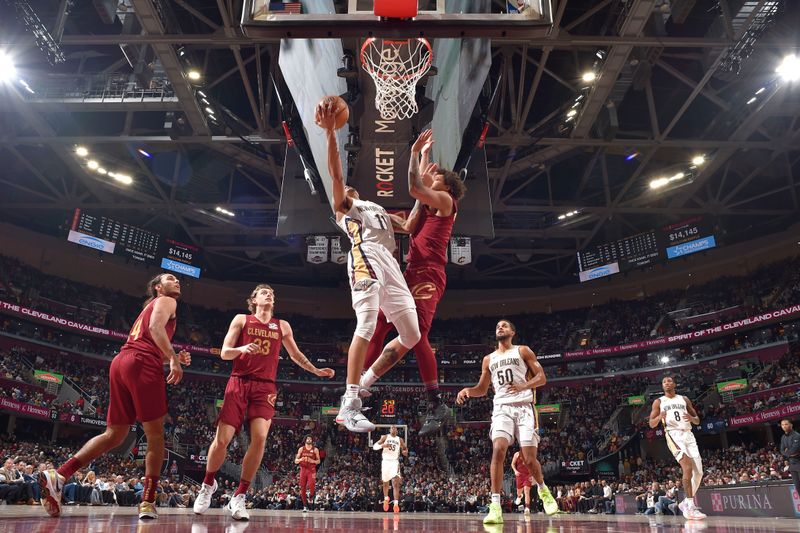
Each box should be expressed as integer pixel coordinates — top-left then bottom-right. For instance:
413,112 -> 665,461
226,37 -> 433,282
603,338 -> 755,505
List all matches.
280,320 -> 335,378
389,201 -> 424,234
648,398 -> 664,428
456,355 -> 492,404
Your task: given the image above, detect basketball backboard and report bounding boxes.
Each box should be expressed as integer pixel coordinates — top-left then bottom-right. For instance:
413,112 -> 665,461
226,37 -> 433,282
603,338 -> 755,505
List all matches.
241,0 -> 553,40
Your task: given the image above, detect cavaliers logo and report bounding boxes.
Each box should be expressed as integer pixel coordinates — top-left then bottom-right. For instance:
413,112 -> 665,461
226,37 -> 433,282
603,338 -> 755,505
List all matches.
411,282 -> 437,300
267,393 -> 277,407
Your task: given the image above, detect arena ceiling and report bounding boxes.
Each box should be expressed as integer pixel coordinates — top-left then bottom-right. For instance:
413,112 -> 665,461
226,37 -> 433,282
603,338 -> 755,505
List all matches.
0,0 -> 799,289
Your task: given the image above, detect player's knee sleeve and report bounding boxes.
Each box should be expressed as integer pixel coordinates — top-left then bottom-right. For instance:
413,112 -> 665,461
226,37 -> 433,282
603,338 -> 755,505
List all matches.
394,311 -> 421,349
354,307 -> 378,341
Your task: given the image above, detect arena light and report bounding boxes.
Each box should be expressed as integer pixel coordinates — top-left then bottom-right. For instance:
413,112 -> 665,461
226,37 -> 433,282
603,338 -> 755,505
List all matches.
660,356 -> 670,364
97,167 -> 107,175
215,206 -> 235,217
187,69 -> 202,81
137,148 -> 152,158
566,109 -> 577,118
777,54 -> 800,82
650,177 -> 669,190
582,71 -> 597,83
755,87 -> 766,95
112,173 -> 133,185
626,151 -> 640,161
87,160 -> 99,170
746,96 -> 757,105
205,107 -> 215,115
691,155 -> 706,166
197,90 -> 207,97
0,50 -> 17,83
75,146 -> 89,157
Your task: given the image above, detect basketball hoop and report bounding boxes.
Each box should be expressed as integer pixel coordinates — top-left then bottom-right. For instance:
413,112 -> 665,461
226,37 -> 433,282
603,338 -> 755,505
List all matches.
361,37 -> 433,121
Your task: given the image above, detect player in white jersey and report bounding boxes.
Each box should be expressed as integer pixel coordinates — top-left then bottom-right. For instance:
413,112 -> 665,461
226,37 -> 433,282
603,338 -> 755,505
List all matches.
372,425 -> 408,513
456,319 -> 558,524
317,101 -> 421,433
648,376 -> 706,520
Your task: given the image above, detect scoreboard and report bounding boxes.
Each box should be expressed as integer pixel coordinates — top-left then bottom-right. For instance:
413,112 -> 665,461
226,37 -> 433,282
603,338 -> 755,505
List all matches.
577,217 -> 717,282
68,209 -> 203,278
576,229 -> 661,273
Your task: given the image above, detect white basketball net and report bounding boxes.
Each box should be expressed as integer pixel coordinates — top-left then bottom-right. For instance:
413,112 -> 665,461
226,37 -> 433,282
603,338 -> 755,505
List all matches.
361,38 -> 432,121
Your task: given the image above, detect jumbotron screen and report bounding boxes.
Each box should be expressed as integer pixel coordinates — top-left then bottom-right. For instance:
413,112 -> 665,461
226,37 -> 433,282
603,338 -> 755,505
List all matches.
67,209 -> 203,278
577,217 -> 716,283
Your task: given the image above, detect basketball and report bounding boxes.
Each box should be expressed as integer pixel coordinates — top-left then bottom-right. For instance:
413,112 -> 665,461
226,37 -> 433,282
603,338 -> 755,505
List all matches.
317,95 -> 349,130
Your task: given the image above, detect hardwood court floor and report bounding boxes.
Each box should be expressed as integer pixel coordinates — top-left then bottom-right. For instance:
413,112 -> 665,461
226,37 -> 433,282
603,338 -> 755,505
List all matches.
0,506 -> 796,532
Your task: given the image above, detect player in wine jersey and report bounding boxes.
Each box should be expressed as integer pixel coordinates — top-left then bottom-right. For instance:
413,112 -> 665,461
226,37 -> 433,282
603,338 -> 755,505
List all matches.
648,376 -> 706,520
359,130 -> 467,436
193,284 -> 334,521
317,102 -> 421,433
39,273 -> 191,520
512,450 -> 533,516
295,435 -> 321,513
372,425 -> 408,513
457,320 -> 558,524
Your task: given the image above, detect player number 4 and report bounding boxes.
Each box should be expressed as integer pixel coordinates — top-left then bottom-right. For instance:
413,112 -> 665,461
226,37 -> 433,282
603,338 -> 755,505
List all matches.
129,317 -> 143,341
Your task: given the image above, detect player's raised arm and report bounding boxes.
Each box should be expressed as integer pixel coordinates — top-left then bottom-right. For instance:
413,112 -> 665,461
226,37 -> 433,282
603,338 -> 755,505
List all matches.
220,314 -> 256,361
408,130 -> 454,213
683,397 -> 701,425
456,355 -> 492,404
280,320 -> 335,378
316,101 -> 351,217
648,398 -> 665,428
508,346 -> 546,394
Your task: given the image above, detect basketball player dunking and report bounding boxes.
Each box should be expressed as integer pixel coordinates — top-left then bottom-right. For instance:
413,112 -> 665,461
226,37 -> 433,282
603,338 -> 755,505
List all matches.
512,450 -> 533,516
372,425 -> 408,513
295,435 -> 321,513
193,284 -> 334,521
359,129 -> 467,436
317,101 -> 421,432
39,273 -> 191,520
648,376 -> 706,520
457,319 -> 558,524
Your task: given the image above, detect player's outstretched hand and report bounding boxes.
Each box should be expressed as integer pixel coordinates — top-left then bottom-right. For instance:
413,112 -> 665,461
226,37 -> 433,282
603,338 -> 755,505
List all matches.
167,358 -> 184,385
412,129 -> 434,154
177,350 -> 191,366
456,388 -> 469,405
315,101 -> 336,130
238,343 -> 259,357
315,367 -> 336,378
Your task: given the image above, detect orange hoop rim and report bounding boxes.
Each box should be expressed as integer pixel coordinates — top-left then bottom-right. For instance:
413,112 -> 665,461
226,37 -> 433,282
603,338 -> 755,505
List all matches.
360,37 -> 433,81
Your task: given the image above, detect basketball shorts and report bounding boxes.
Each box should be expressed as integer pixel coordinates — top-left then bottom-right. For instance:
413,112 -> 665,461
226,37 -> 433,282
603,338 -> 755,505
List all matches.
299,467 -> 316,491
516,473 -> 532,490
665,429 -> 701,463
381,459 -> 401,482
349,242 -> 415,323
404,265 -> 446,332
107,350 -> 167,426
217,376 -> 277,430
490,402 -> 540,448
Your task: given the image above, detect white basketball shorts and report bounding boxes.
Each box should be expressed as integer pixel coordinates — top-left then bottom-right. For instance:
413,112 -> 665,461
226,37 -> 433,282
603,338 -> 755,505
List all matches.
665,428 -> 701,462
381,459 -> 401,482
490,402 -> 540,448
349,242 -> 415,323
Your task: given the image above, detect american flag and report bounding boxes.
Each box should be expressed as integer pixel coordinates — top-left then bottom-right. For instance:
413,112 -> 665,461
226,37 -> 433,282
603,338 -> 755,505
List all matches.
269,2 -> 302,14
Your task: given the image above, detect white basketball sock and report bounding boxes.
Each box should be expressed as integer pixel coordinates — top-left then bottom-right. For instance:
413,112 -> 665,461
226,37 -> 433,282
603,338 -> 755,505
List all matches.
360,369 -> 378,389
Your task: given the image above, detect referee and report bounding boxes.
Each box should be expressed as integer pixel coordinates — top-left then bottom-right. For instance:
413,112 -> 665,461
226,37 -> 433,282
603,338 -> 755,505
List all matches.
780,419 -> 800,495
